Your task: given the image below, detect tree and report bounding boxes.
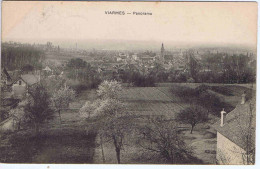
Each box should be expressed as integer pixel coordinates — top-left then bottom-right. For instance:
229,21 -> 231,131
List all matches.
97,80 -> 122,99
66,58 -> 101,89
41,75 -> 66,94
79,100 -> 101,118
96,80 -> 128,164
187,50 -> 199,82
80,80 -> 129,164
137,117 -> 194,164
67,58 -> 87,69
1,43 -> 45,71
51,84 -> 75,124
21,64 -> 34,73
98,99 -> 128,164
24,84 -> 54,134
177,105 -> 208,134
67,58 -> 88,81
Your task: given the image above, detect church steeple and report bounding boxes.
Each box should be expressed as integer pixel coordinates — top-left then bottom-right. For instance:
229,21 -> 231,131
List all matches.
161,43 -> 165,54
161,43 -> 165,63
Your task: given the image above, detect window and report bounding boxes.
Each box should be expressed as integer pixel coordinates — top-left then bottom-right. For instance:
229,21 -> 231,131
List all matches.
19,80 -> 22,85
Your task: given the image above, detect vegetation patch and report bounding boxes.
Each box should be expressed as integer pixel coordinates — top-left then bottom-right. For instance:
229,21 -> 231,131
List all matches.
1,128 -> 96,163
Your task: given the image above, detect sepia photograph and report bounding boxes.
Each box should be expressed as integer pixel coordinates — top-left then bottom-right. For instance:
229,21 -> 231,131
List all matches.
0,1 -> 257,165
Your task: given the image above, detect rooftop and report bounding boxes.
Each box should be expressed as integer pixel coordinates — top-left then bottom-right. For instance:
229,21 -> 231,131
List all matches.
20,74 -> 40,85
213,97 -> 256,150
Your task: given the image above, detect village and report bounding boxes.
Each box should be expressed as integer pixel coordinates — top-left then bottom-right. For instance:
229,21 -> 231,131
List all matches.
0,41 -> 256,164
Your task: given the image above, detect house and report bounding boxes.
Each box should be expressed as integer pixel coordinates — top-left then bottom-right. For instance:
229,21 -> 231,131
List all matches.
0,117 -> 15,132
10,74 -> 40,99
213,93 -> 255,165
43,66 -> 52,72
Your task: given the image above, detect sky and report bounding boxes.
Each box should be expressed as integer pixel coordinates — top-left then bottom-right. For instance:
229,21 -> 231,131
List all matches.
2,1 -> 258,49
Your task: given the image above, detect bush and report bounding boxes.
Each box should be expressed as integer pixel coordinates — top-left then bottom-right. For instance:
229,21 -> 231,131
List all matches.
171,85 -> 196,102
172,85 -> 235,117
194,84 -> 210,95
70,84 -> 89,94
129,72 -> 155,87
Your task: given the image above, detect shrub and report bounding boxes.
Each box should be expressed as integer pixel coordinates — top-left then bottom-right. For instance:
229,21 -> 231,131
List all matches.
171,85 -> 196,103
194,84 -> 210,95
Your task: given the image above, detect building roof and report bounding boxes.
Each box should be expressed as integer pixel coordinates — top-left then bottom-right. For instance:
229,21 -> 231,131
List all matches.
12,74 -> 40,86
213,97 -> 256,150
43,66 -> 52,71
2,67 -> 12,82
21,74 -> 40,85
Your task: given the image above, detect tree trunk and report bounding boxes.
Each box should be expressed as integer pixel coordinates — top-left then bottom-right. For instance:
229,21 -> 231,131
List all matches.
116,147 -> 121,164
18,120 -> 21,130
112,136 -> 121,164
59,110 -> 62,126
35,123 -> 39,135
190,125 -> 194,134
100,135 -> 106,163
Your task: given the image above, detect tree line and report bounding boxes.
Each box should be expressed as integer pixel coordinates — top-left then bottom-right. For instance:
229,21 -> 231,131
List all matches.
1,43 -> 45,71
117,53 -> 256,86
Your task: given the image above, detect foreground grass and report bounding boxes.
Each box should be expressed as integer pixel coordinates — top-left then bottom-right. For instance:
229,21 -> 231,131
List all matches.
0,129 -> 96,163
0,107 -> 97,163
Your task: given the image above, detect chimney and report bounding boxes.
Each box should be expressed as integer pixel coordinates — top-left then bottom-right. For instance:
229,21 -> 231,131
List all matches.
220,108 -> 226,127
241,92 -> 246,104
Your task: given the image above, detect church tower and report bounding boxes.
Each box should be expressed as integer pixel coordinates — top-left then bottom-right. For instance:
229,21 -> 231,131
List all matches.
161,43 -> 165,63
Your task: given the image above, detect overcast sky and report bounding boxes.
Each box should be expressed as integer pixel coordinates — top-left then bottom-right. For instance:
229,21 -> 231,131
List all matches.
2,1 -> 257,48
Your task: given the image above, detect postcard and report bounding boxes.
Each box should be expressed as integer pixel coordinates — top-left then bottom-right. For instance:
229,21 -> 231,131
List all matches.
0,1 -> 257,165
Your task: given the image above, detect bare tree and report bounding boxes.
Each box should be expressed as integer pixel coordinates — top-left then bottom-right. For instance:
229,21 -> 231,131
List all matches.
235,99 -> 255,165
137,117 -> 194,164
177,105 -> 208,134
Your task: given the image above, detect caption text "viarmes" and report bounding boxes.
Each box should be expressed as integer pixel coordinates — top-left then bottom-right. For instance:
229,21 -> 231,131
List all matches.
105,11 -> 152,15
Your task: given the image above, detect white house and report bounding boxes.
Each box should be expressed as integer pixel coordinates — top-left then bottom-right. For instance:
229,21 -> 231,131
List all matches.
43,66 -> 52,72
213,93 -> 255,165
